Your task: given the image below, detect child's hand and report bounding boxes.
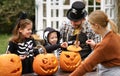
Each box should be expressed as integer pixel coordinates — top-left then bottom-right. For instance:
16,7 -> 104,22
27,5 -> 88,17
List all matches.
61,42 -> 68,48
86,39 -> 96,48
19,55 -> 27,60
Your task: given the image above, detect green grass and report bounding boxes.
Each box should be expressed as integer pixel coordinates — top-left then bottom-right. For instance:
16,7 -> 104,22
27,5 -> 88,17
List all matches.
0,34 -> 10,54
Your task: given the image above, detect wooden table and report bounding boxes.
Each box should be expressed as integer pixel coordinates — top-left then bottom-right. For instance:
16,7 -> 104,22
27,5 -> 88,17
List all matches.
22,67 -> 97,76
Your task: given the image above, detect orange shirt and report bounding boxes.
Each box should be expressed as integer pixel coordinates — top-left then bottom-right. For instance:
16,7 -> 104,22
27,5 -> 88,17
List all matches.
70,31 -> 120,76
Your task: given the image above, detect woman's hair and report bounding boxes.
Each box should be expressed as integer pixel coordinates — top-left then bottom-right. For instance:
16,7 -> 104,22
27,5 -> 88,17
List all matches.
88,10 -> 118,33
10,19 -> 33,43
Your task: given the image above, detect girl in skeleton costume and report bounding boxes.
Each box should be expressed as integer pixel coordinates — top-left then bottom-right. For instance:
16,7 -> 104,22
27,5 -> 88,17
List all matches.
43,27 -> 68,57
6,12 -> 37,74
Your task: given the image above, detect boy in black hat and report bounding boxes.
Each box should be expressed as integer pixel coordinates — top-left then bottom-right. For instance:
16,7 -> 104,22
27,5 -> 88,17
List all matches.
60,1 -> 100,60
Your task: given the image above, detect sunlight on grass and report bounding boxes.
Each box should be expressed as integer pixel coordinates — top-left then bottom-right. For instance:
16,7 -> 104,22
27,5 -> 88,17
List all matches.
0,34 -> 10,54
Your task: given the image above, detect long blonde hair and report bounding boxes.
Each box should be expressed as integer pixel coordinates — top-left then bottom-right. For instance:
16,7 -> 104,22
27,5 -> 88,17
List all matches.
88,10 -> 118,34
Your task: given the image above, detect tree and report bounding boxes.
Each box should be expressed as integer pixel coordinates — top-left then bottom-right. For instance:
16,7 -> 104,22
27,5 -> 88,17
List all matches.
0,0 -> 35,34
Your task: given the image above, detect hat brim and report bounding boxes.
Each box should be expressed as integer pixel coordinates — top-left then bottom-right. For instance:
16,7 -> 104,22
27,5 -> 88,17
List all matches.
67,9 -> 87,21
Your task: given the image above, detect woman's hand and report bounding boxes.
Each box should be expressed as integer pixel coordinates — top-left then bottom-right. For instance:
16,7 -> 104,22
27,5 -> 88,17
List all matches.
86,39 -> 96,49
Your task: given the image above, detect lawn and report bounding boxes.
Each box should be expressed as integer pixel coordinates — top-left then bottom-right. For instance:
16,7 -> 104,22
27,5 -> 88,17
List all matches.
0,34 -> 10,54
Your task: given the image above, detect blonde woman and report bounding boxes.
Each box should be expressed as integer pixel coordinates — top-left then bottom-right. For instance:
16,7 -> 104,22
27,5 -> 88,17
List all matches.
69,10 -> 120,76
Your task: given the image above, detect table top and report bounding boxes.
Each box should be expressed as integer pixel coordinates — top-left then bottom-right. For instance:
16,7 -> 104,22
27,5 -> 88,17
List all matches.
22,67 -> 70,76
22,67 -> 97,76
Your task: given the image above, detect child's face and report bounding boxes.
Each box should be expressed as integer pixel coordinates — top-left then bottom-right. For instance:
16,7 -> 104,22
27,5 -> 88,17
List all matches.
19,23 -> 32,38
48,32 -> 58,45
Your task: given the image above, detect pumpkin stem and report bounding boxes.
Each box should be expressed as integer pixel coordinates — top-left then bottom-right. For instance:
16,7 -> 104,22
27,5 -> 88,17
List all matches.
75,29 -> 81,47
34,45 -> 47,54
75,33 -> 79,46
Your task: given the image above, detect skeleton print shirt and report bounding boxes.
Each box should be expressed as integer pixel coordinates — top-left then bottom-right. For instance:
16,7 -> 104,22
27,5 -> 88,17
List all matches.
7,38 -> 36,58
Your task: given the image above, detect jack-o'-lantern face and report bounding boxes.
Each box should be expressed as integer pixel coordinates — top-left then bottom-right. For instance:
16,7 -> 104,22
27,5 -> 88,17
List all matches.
0,54 -> 22,76
60,51 -> 81,72
33,54 -> 58,75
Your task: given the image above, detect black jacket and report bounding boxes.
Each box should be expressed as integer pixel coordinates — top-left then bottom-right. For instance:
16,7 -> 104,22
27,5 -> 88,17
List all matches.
43,27 -> 61,53
68,32 -> 92,60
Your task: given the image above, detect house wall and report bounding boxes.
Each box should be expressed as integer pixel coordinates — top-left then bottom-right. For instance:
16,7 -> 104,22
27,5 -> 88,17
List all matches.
35,0 -> 119,38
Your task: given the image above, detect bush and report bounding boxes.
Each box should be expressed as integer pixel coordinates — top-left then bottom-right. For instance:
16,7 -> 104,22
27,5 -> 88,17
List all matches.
0,34 -> 10,54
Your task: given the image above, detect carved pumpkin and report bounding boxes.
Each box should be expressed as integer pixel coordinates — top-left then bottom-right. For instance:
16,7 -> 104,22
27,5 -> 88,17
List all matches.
0,54 -> 22,76
59,51 -> 81,72
33,45 -> 58,75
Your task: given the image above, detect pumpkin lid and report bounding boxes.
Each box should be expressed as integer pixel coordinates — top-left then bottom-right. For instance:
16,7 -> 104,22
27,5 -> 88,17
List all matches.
67,45 -> 82,52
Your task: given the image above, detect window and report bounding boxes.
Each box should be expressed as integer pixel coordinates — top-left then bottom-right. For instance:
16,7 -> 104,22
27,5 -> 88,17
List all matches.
86,0 -> 101,15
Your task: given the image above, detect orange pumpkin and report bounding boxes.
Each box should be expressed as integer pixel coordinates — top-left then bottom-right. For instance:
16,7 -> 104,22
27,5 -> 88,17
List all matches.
33,45 -> 58,75
59,51 -> 81,72
0,54 -> 22,76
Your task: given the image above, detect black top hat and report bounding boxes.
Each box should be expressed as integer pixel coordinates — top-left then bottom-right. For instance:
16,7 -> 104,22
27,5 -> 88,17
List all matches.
67,1 -> 87,21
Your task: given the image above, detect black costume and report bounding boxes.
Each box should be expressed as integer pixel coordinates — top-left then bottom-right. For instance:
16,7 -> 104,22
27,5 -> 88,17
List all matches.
43,27 -> 62,57
7,38 -> 37,74
68,31 -> 92,60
